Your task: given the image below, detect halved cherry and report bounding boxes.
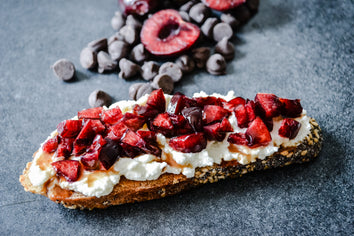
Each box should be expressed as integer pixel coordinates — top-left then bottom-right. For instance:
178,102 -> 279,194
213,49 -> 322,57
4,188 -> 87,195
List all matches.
202,0 -> 246,11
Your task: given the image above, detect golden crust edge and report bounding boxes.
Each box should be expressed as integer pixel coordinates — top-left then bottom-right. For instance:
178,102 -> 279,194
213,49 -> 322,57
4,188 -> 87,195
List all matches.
20,118 -> 323,210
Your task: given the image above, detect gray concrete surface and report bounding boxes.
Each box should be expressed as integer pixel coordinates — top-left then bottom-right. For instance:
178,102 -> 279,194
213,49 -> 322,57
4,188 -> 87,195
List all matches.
0,0 -> 353,235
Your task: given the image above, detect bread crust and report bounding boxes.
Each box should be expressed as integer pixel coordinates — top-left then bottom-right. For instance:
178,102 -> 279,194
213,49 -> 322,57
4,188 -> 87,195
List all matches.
20,118 -> 322,210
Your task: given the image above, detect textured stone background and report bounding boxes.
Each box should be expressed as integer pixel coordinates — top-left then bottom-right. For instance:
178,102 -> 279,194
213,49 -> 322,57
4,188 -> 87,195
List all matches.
0,0 -> 353,235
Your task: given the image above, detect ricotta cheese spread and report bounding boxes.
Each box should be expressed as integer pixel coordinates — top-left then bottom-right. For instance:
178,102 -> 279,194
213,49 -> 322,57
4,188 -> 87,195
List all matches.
28,91 -> 311,197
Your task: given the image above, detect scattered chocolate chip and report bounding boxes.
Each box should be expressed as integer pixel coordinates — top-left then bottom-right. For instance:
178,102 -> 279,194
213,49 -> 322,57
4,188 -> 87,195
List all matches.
192,47 -> 211,69
88,38 -> 108,53
233,4 -> 251,22
141,61 -> 159,81
206,53 -> 227,75
118,58 -> 140,79
119,25 -> 138,45
246,0 -> 260,11
179,0 -> 196,12
179,11 -> 191,22
220,13 -> 240,30
88,90 -> 112,107
52,59 -> 75,81
129,83 -> 145,100
131,44 -> 149,64
80,47 -> 97,69
213,22 -> 233,42
97,51 -> 117,73
215,37 -> 235,61
201,17 -> 218,38
125,15 -> 142,30
108,40 -> 129,61
175,55 -> 195,73
136,83 -> 155,100
159,62 -> 183,82
111,11 -> 125,31
108,32 -> 125,45
151,74 -> 174,94
189,3 -> 210,24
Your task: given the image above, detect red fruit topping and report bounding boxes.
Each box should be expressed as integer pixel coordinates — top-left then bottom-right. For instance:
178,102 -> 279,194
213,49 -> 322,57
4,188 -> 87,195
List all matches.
278,118 -> 301,139
136,130 -> 157,144
121,113 -> 146,131
121,130 -> 161,157
57,120 -> 82,138
169,133 -> 207,153
279,98 -> 303,118
133,104 -> 159,120
181,107 -> 203,132
227,132 -> 248,146
42,136 -> 59,153
245,117 -> 272,147
223,97 -> 246,112
99,139 -> 121,170
202,0 -> 246,11
202,105 -> 230,125
118,0 -> 157,16
169,114 -> 187,127
141,9 -> 200,56
146,89 -> 166,113
57,138 -> 74,158
107,122 -> 129,141
167,92 -> 185,115
244,100 -> 256,122
78,107 -> 103,120
101,107 -> 123,125
204,118 -> 233,141
194,96 -> 226,108
234,104 -> 248,128
81,135 -> 108,170
151,113 -> 175,137
51,160 -> 81,182
263,118 -> 274,132
255,93 -> 282,119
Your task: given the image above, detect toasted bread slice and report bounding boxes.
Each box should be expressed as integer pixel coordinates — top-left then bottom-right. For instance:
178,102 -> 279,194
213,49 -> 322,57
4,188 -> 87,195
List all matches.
20,118 -> 322,210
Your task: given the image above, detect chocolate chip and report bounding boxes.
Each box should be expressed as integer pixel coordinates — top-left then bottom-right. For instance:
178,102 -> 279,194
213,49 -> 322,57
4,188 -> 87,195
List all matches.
175,55 -> 195,73
201,17 -> 218,38
111,11 -> 125,31
119,25 -> 138,45
136,83 -> 155,100
233,4 -> 251,22
141,61 -> 159,81
88,90 -> 112,107
246,0 -> 260,11
108,40 -> 129,61
215,37 -> 235,61
118,58 -> 140,79
192,47 -> 210,69
97,51 -> 117,73
213,22 -> 233,42
189,3 -> 210,24
88,38 -> 108,53
179,11 -> 191,22
220,13 -> 240,30
52,59 -> 75,81
125,15 -> 142,30
129,83 -> 145,100
108,32 -> 125,45
80,47 -> 97,69
159,62 -> 183,82
151,74 -> 174,94
206,54 -> 227,75
179,0 -> 196,12
131,44 -> 149,64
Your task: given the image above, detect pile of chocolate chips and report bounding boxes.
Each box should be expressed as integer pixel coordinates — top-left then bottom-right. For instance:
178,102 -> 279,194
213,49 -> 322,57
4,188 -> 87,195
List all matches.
76,0 -> 259,104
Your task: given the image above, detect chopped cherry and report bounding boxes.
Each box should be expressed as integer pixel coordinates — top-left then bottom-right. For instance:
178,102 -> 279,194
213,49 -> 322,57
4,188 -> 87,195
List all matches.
278,118 -> 301,139
57,138 -> 75,158
181,107 -> 203,132
133,104 -> 159,120
194,96 -> 226,107
42,136 -> 59,153
78,107 -> 103,120
151,113 -> 175,137
255,93 -> 282,119
99,139 -> 122,170
136,130 -> 157,144
167,92 -> 185,115
245,100 -> 257,122
146,89 -> 166,113
202,105 -> 230,125
106,122 -> 129,141
223,97 -> 246,112
57,120 -> 82,138
169,133 -> 207,153
204,118 -> 233,141
234,104 -> 248,128
51,160 -> 81,182
227,132 -> 248,146
81,135 -> 107,170
245,117 -> 272,147
121,130 -> 161,156
121,113 -> 146,131
279,98 -> 303,118
101,107 -> 123,125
